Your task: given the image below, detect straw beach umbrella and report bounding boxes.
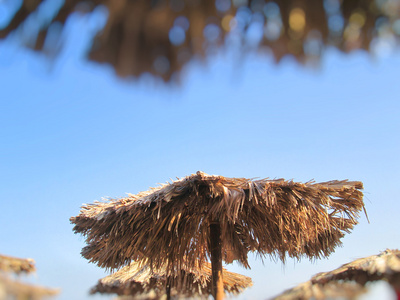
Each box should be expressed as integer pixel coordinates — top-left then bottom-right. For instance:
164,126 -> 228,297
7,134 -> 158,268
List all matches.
271,280 -> 366,300
0,254 -> 36,275
71,171 -> 365,300
1,1 -> 400,81
90,260 -> 252,299
0,275 -> 59,300
311,249 -> 400,297
272,249 -> 400,300
0,254 -> 59,300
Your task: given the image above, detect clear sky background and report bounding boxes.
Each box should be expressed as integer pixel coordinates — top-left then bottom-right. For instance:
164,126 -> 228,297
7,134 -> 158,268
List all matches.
0,10 -> 400,300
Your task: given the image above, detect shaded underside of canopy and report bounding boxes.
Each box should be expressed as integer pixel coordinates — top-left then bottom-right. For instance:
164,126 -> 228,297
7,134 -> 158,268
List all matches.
1,0 -> 400,81
71,171 -> 365,272
312,249 -> 400,287
90,260 -> 252,297
0,254 -> 36,275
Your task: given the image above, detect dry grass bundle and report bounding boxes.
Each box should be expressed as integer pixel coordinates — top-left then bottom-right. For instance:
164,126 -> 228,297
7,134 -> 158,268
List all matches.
0,254 -> 36,275
312,249 -> 400,288
71,171 -> 365,272
271,280 -> 366,300
90,260 -> 252,298
1,0 -> 399,81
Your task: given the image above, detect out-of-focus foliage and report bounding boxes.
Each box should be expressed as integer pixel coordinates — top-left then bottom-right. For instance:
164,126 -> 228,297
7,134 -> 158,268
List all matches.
1,0 -> 400,81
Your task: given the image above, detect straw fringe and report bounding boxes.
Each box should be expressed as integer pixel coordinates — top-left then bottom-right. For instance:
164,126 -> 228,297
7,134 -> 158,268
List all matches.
71,171 -> 365,273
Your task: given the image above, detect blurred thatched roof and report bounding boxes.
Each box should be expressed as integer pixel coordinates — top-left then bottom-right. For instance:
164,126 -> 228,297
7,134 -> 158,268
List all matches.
0,254 -> 36,275
0,274 -> 59,300
312,249 -> 400,289
272,249 -> 400,299
90,260 -> 252,298
0,255 -> 59,300
71,171 -> 365,273
271,280 -> 366,300
1,0 -> 400,81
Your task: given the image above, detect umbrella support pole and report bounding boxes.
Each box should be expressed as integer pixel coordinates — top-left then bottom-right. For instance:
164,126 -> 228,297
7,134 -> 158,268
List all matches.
166,279 -> 171,300
210,221 -> 225,300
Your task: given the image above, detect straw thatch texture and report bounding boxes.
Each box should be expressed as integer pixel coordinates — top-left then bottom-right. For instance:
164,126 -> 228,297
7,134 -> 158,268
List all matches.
71,171 -> 365,273
0,254 -> 36,275
271,280 -> 366,300
311,249 -> 400,288
0,274 -> 59,300
90,260 -> 252,298
1,1 -> 400,81
272,249 -> 400,299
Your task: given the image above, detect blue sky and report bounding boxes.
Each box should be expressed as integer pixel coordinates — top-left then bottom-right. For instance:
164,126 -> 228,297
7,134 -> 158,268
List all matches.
1,16 -> 400,299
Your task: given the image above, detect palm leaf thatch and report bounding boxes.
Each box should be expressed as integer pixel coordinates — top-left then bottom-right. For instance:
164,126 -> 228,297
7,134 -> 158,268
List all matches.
1,0 -> 400,81
271,280 -> 366,300
0,254 -> 36,275
311,249 -> 400,289
71,171 -> 364,299
90,260 -> 252,298
0,274 -> 59,300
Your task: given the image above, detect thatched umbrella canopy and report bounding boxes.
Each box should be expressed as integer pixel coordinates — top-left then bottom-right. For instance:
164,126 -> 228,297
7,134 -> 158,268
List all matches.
1,0 -> 400,81
0,254 -> 36,275
311,249 -> 400,293
272,249 -> 400,300
271,280 -> 366,300
71,171 -> 365,299
0,255 -> 59,300
0,274 -> 59,300
90,260 -> 252,299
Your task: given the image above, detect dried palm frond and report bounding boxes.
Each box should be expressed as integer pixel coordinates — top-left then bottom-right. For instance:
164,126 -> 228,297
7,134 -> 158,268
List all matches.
311,249 -> 400,288
1,0 -> 400,81
90,260 -> 252,298
271,280 -> 366,300
0,254 -> 36,275
71,171 -> 365,273
0,273 -> 59,300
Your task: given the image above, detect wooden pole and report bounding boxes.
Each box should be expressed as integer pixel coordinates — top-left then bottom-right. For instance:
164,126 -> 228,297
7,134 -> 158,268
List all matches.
166,278 -> 171,300
210,221 -> 225,300
166,284 -> 171,300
